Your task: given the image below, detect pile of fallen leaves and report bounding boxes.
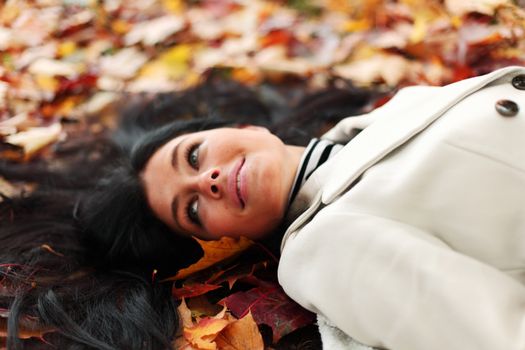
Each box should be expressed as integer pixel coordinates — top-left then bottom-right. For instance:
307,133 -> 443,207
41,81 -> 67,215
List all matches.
169,237 -> 315,349
1,0 -> 525,349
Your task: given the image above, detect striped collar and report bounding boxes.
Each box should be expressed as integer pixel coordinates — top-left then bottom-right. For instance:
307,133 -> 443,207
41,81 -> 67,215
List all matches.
287,138 -> 344,205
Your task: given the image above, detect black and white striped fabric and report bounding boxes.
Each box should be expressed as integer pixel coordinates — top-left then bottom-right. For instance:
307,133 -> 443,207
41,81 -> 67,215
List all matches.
288,138 -> 344,205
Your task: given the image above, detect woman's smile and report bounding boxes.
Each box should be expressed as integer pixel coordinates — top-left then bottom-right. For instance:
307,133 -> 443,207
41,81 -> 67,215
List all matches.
228,157 -> 246,209
141,126 -> 305,241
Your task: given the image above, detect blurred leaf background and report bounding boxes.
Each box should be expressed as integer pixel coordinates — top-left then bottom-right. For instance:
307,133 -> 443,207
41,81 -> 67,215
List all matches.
1,0 -> 525,349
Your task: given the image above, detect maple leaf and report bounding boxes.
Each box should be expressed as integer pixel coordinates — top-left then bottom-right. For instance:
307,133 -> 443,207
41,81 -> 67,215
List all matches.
220,281 -> 315,343
183,316 -> 230,350
165,236 -> 253,281
173,283 -> 221,300
208,261 -> 268,290
215,312 -> 264,350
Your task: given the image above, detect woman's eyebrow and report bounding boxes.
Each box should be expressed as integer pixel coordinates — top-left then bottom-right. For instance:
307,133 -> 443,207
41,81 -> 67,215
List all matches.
171,136 -> 187,171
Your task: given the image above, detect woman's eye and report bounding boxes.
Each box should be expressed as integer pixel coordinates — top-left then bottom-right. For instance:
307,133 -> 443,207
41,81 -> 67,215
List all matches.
186,199 -> 201,226
186,143 -> 200,169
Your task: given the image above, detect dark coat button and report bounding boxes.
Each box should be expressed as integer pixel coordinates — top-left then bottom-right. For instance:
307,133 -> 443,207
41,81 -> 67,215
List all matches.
512,75 -> 525,90
495,99 -> 519,117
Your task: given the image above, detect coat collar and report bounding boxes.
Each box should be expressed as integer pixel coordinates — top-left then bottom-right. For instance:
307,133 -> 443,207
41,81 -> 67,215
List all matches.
317,66 -> 523,204
281,66 -> 524,250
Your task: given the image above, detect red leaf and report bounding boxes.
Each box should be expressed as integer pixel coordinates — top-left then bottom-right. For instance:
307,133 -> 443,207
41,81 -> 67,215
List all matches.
173,283 -> 221,299
260,30 -> 293,48
219,282 -> 315,343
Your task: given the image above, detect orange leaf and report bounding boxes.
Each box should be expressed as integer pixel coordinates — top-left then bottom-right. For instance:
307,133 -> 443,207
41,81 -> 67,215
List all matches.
173,283 -> 221,299
166,237 -> 253,281
183,317 -> 230,350
215,312 -> 264,350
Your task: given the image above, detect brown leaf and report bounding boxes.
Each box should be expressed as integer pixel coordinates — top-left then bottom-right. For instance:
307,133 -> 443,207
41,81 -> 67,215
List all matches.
166,237 -> 253,281
208,261 -> 268,290
177,299 -> 194,329
215,312 -> 264,350
173,283 -> 221,300
186,296 -> 224,318
220,282 -> 315,343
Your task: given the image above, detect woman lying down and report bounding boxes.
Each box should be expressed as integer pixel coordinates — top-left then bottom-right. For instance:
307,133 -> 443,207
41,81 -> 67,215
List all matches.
2,66 -> 524,349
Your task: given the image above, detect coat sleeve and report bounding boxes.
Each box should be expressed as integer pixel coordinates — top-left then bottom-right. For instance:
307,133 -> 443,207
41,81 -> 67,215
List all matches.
278,212 -> 525,350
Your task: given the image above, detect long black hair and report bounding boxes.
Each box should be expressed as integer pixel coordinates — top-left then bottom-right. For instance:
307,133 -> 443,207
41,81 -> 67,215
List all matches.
0,75 -> 380,349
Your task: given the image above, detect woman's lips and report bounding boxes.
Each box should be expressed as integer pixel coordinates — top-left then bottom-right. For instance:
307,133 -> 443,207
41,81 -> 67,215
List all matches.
228,158 -> 246,209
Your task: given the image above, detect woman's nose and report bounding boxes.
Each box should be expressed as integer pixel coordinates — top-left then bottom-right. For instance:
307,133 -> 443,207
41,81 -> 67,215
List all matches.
197,168 -> 221,198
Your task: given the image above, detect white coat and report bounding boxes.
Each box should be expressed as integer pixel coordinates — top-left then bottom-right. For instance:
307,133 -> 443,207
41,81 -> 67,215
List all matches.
278,66 -> 525,350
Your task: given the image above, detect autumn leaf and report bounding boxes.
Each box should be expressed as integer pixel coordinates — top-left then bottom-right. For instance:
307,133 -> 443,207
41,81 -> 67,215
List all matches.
220,281 -> 315,343
186,296 -> 224,319
139,44 -> 194,81
5,123 -> 62,161
183,317 -> 230,350
177,299 -> 194,328
215,312 -> 264,350
173,283 -> 221,300
208,261 -> 268,290
445,0 -> 510,17
124,15 -> 185,46
166,236 -> 253,281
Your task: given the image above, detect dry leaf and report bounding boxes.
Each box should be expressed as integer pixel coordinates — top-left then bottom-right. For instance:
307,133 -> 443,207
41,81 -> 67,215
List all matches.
0,82 -> 10,111
186,296 -> 224,318
166,237 -> 253,281
215,312 -> 264,350
139,44 -> 193,80
5,123 -> 62,160
124,15 -> 185,46
99,48 -> 148,80
28,58 -> 83,78
178,299 -> 194,328
220,282 -> 315,343
183,317 -> 230,350
445,0 -> 510,17
173,283 -> 221,300
334,55 -> 416,86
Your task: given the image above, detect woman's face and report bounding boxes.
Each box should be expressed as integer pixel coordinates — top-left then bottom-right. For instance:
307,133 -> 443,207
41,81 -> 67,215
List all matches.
142,126 -> 304,241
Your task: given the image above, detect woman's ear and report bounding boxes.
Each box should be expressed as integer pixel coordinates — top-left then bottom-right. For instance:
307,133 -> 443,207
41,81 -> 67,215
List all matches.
237,124 -> 270,133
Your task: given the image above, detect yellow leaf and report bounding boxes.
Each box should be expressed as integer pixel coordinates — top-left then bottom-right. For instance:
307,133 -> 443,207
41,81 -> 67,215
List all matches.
139,45 -> 194,81
409,15 -> 428,44
111,20 -> 130,35
215,312 -> 264,350
163,0 -> 184,13
166,237 -> 253,281
342,18 -> 371,32
184,317 -> 230,350
57,41 -> 77,58
34,75 -> 58,93
450,15 -> 462,28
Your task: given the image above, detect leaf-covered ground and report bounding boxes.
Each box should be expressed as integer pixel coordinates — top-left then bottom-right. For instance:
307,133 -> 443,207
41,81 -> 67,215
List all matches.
1,0 -> 525,349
